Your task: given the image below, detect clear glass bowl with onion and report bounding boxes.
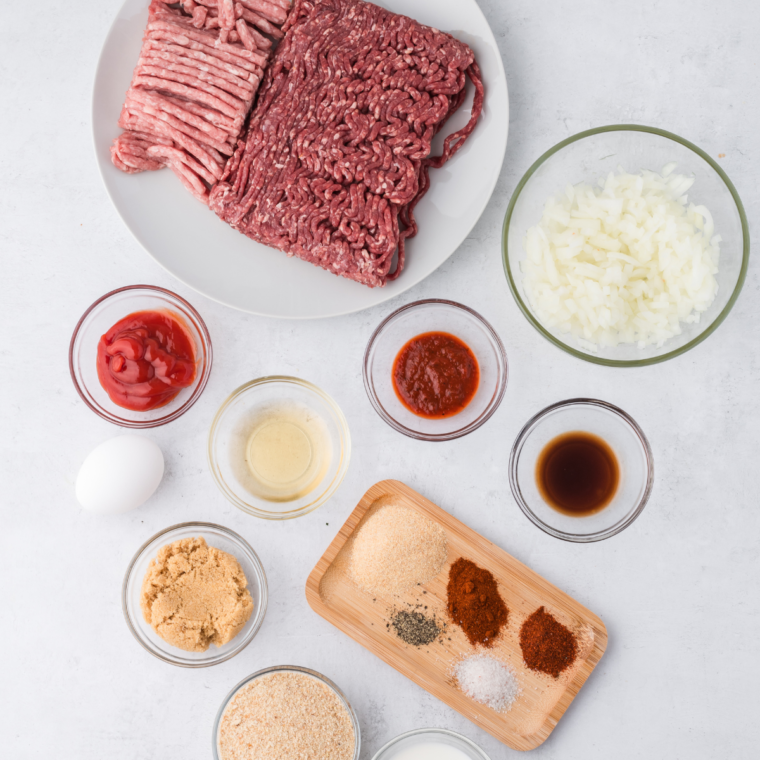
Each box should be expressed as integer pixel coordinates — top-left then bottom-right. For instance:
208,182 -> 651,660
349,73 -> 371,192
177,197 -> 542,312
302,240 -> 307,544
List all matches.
502,125 -> 749,366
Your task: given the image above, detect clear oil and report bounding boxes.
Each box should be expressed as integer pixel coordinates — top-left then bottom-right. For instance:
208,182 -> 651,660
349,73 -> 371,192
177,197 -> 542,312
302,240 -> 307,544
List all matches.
232,404 -> 331,502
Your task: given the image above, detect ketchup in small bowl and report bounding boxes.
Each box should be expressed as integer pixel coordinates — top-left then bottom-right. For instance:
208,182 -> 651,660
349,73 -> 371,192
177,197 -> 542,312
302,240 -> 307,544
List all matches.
70,285 -> 212,428
97,310 -> 197,411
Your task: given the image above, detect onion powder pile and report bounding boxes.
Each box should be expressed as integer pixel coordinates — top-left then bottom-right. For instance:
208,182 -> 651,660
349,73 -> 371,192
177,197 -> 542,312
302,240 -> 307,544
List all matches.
521,164 -> 720,349
348,503 -> 447,595
454,654 -> 521,712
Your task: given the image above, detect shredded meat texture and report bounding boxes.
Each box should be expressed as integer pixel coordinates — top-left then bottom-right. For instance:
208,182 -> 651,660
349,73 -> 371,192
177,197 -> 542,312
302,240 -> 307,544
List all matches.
111,0 -> 291,203
209,0 -> 484,287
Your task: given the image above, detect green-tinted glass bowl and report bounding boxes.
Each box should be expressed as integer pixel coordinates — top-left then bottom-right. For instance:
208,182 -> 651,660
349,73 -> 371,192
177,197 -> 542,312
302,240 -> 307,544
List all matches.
502,125 -> 749,366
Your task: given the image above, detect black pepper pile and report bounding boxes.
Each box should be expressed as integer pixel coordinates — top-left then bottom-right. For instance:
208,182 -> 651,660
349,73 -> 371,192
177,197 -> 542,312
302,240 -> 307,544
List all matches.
389,610 -> 442,647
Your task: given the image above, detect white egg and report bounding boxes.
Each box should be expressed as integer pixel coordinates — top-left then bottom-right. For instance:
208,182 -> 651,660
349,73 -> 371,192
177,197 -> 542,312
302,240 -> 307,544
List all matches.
76,435 -> 165,514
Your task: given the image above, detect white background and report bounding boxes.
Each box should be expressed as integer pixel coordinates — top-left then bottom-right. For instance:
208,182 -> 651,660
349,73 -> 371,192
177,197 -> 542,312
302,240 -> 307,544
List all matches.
2,0 -> 759,758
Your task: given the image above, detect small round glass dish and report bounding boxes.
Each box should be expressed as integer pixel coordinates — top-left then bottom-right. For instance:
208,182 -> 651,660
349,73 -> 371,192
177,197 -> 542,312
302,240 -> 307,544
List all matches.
509,399 -> 654,542
363,300 -> 508,441
502,125 -> 749,366
208,377 -> 351,520
372,728 -> 491,760
122,522 -> 268,667
69,284 -> 213,427
213,665 -> 361,760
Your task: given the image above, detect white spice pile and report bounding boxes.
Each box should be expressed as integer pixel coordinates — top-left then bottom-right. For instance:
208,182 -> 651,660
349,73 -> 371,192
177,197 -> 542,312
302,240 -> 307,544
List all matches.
347,503 -> 447,595
454,654 -> 521,712
217,672 -> 355,760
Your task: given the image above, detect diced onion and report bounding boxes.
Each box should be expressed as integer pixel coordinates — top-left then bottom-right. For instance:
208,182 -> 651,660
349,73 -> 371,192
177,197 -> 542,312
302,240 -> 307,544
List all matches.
520,166 -> 720,349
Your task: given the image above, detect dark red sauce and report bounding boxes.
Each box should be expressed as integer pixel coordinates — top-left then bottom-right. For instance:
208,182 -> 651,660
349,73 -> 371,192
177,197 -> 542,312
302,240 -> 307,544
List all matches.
392,331 -> 479,419
96,310 -> 197,411
536,432 -> 619,515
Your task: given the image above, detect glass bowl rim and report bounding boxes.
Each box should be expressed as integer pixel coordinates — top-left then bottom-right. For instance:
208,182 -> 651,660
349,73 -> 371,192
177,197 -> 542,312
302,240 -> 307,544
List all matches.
121,521 -> 269,667
69,283 -> 213,427
212,664 -> 361,760
501,123 -> 750,367
362,298 -> 509,441
207,375 -> 352,520
508,397 -> 655,543
371,727 -> 491,760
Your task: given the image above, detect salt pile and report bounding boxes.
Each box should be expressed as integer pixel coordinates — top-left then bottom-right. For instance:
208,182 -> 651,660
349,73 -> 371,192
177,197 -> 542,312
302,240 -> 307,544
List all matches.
454,654 -> 520,712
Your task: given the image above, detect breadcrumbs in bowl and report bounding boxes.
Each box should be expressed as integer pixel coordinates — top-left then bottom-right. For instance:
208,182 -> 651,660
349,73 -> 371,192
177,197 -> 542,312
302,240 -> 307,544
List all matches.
214,666 -> 360,760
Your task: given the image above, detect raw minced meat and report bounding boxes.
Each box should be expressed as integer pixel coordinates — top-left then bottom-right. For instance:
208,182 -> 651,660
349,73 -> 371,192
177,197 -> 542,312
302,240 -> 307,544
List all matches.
209,0 -> 484,286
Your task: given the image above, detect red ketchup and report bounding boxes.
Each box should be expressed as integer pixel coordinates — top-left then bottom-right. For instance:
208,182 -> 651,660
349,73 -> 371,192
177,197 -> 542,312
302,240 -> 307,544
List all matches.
392,331 -> 480,419
96,310 -> 197,411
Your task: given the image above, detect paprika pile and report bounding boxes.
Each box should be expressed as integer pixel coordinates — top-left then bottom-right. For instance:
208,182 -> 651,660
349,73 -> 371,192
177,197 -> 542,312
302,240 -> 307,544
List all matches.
446,557 -> 508,646
519,606 -> 578,678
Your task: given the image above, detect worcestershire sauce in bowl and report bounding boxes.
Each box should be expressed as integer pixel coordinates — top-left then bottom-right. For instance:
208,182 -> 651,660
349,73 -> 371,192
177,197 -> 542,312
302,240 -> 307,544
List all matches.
536,432 -> 619,516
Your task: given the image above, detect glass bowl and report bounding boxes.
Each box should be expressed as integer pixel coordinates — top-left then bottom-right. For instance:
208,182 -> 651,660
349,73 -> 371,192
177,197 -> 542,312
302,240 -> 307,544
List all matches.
122,522 -> 268,667
213,665 -> 361,760
502,125 -> 749,366
363,300 -> 508,441
69,284 -> 213,427
208,377 -> 351,519
509,399 -> 654,542
372,728 -> 491,760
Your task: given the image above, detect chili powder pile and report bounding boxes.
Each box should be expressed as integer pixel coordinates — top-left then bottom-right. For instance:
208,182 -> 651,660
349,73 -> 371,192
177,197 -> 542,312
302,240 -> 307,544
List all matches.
446,558 -> 508,646
519,606 -> 578,678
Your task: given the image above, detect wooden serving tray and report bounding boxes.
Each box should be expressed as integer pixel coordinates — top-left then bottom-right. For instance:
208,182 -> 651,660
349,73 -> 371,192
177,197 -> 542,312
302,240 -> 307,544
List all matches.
305,480 -> 607,751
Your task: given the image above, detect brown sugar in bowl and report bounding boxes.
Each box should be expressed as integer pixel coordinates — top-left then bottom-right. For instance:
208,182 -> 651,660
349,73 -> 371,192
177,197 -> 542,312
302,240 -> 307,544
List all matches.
122,522 -> 268,668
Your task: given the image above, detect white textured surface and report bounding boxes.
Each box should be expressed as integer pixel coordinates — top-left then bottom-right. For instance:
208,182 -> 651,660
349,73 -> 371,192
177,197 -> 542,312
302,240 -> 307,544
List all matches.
1,0 -> 758,757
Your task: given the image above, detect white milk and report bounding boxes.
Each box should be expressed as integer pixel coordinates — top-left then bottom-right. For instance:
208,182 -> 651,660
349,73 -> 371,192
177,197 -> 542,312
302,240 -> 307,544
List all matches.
392,743 -> 471,760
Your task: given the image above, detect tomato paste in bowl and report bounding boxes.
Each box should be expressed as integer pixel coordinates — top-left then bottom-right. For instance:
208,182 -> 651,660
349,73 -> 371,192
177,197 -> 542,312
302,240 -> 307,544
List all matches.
392,332 -> 480,420
364,300 -> 507,442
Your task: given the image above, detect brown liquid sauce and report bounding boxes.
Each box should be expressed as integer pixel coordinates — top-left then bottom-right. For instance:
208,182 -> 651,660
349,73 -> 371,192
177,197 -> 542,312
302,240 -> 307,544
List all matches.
536,432 -> 619,516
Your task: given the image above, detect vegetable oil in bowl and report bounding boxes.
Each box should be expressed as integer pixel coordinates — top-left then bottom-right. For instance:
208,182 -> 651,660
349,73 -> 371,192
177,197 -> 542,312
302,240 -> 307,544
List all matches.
231,403 -> 331,502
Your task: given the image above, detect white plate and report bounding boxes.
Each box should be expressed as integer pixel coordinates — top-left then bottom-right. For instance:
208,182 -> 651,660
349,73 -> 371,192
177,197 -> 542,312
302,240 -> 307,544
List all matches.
92,0 -> 508,318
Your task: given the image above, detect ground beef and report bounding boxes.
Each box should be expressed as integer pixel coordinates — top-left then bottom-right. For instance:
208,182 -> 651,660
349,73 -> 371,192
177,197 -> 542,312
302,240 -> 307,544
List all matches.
209,0 -> 484,287
111,0 -> 291,203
